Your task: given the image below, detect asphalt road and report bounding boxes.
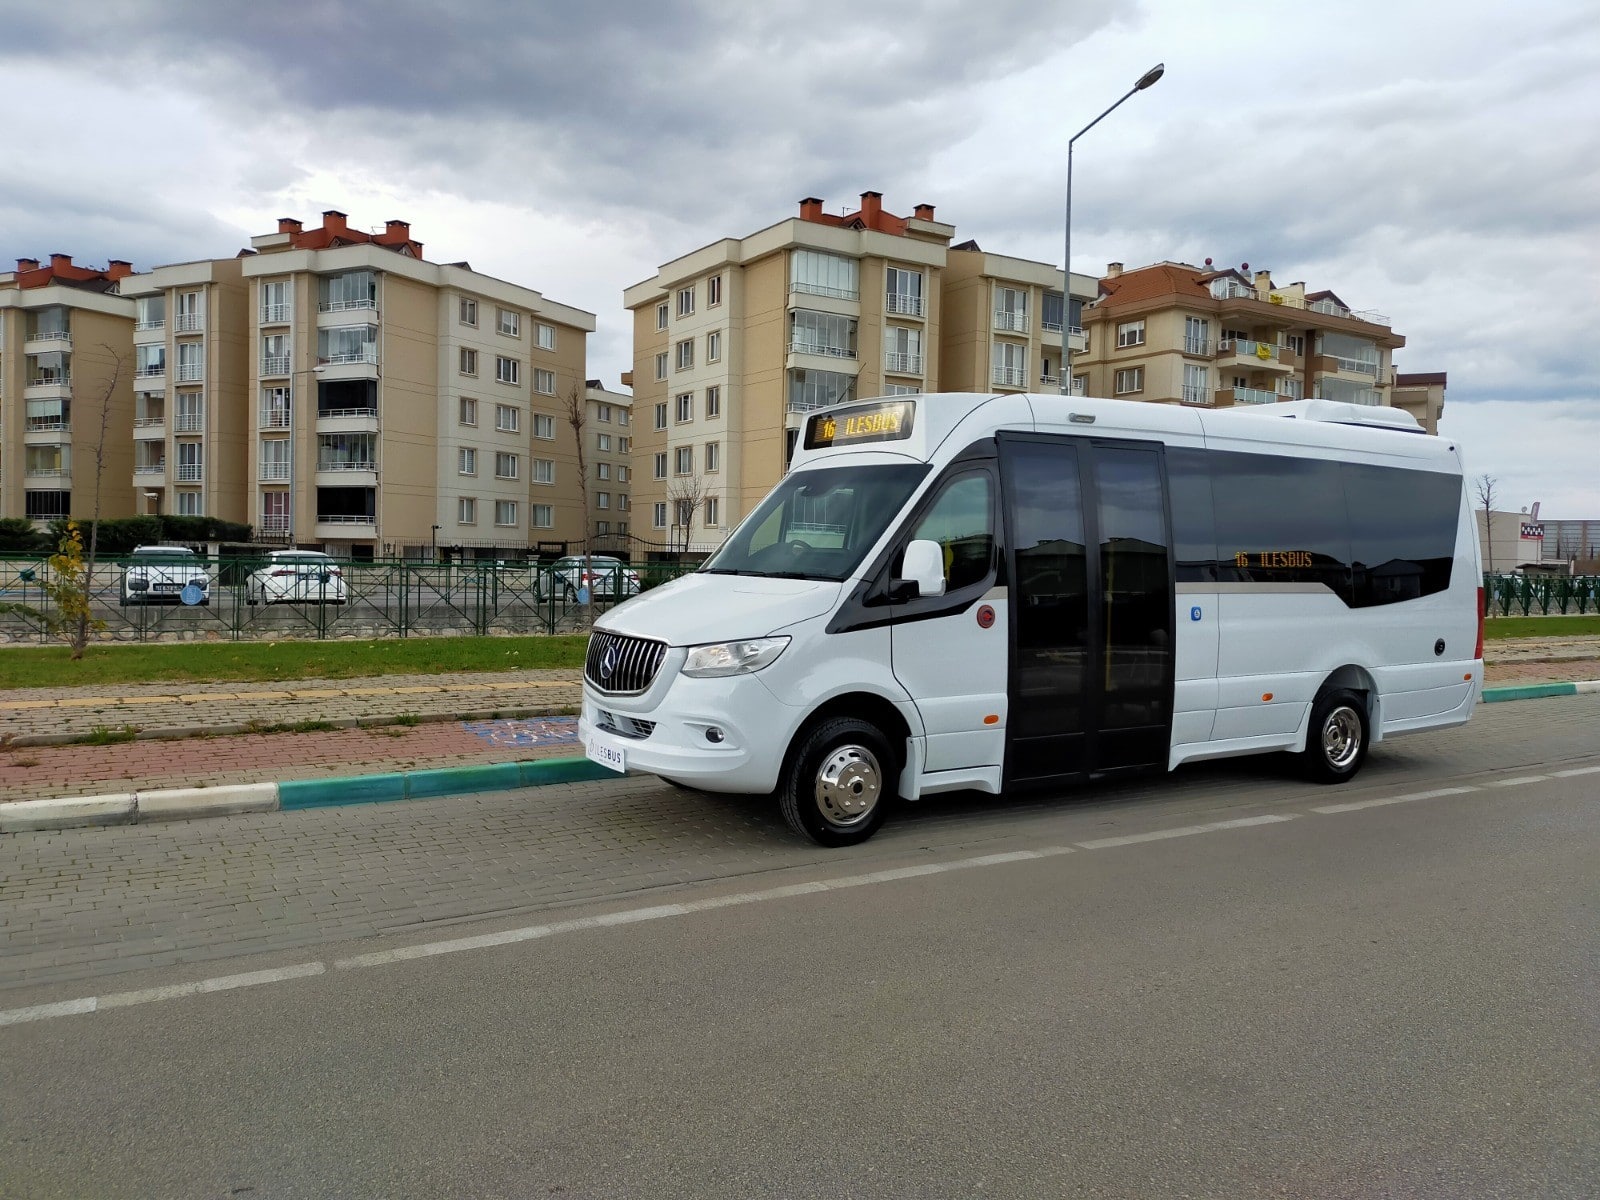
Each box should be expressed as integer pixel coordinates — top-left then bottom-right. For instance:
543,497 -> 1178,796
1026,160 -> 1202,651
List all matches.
2,697 -> 1598,1198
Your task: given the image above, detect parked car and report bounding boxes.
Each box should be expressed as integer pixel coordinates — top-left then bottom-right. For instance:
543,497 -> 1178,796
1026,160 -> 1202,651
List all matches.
121,545 -> 210,606
547,555 -> 641,601
245,550 -> 347,605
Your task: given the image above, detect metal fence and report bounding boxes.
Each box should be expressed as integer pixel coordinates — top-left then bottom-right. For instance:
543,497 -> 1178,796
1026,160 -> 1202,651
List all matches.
1485,574 -> 1600,617
0,554 -> 695,643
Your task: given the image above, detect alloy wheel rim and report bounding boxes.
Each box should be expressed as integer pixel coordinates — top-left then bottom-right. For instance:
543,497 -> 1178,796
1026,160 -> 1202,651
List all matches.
814,744 -> 882,827
1323,706 -> 1362,769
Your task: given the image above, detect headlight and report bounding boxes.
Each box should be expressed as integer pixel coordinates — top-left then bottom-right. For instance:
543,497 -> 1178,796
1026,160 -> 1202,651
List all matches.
680,637 -> 790,679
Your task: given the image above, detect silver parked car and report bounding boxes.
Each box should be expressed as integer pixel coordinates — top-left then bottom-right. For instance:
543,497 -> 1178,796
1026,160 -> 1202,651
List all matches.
546,555 -> 642,601
121,545 -> 210,606
245,550 -> 348,605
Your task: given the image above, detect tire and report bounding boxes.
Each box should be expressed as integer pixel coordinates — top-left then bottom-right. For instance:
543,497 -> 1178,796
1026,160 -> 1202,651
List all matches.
1302,688 -> 1369,784
779,716 -> 897,847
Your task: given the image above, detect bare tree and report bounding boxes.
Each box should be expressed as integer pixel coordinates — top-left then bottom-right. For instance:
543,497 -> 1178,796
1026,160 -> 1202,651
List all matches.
562,383 -> 592,614
1475,473 -> 1497,575
71,345 -> 124,658
667,474 -> 706,556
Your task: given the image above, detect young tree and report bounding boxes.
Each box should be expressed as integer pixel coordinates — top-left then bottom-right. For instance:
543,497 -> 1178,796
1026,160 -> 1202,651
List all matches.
562,383 -> 592,614
72,344 -> 125,655
667,474 -> 706,556
1475,473 -> 1497,575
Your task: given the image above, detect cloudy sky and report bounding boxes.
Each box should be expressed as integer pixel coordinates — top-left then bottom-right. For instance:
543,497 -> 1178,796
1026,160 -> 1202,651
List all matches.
3,0 -> 1596,515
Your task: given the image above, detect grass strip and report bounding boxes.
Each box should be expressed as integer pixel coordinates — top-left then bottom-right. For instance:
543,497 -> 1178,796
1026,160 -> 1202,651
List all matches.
1483,615 -> 1600,640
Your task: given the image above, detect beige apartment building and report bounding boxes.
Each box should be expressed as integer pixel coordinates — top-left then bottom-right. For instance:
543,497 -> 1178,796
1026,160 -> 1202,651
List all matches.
1075,260 -> 1407,413
584,379 -> 633,549
624,192 -> 1099,549
240,212 -> 595,560
118,258 -> 251,522
0,255 -> 137,524
1392,371 -> 1447,435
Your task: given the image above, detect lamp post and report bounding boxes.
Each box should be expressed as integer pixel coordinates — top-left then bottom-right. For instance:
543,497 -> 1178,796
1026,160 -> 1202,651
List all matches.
1061,62 -> 1165,396
431,524 -> 440,562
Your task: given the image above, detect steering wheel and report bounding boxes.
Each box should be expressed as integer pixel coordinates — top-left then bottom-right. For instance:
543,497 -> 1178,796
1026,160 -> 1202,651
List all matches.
785,539 -> 814,556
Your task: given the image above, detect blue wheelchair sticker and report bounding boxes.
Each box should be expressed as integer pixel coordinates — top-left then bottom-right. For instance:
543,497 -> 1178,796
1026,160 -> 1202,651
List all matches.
1190,606 -> 1203,622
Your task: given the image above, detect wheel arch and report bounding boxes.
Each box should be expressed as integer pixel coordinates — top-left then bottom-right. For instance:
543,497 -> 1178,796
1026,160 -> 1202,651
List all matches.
1309,663 -> 1382,746
782,690 -> 914,780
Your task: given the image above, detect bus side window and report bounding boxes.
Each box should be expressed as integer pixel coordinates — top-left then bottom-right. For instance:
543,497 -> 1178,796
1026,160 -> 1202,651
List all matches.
906,473 -> 994,592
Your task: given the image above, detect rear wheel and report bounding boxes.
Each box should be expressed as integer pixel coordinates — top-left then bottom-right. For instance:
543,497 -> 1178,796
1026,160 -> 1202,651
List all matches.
1302,688 -> 1369,783
779,716 -> 896,847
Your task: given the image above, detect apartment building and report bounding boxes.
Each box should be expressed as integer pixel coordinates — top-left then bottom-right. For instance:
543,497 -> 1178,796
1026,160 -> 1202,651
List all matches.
583,379 -> 632,548
625,191 -> 1102,548
118,258 -> 250,521
1075,260 -> 1406,412
0,255 -> 136,523
1392,371 -> 1446,435
240,212 -> 595,560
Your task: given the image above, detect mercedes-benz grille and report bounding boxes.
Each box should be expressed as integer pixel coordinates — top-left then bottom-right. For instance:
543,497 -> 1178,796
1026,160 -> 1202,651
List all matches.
585,631 -> 667,695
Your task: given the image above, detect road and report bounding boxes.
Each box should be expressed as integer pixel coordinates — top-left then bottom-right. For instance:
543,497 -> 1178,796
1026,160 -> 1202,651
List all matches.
2,696 -> 1598,1198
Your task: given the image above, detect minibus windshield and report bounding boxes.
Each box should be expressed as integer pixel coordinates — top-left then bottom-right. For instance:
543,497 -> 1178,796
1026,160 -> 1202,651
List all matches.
700,462 -> 931,582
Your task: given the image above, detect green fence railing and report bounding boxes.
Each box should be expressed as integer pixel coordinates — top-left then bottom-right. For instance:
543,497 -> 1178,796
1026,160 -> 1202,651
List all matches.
1484,574 -> 1600,617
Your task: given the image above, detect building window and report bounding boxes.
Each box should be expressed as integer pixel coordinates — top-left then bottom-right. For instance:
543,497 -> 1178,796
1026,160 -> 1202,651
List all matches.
653,453 -> 667,480
654,403 -> 668,430
458,497 -> 477,524
459,397 -> 477,426
994,286 -> 1028,332
705,441 -> 720,472
674,446 -> 693,475
1184,315 -> 1210,356
705,496 -> 719,527
788,368 -> 856,413
495,452 -> 519,479
533,368 -> 555,394
992,342 -> 1027,388
177,491 -> 202,516
1117,319 -> 1146,348
497,307 -> 521,337
675,392 -> 693,422
534,413 -> 555,439
707,330 -> 721,362
460,348 -> 478,376
495,404 -> 520,433
1182,363 -> 1210,405
532,458 -> 555,484
319,270 -> 376,312
597,492 -> 610,510
458,447 -> 477,475
886,266 -> 925,316
496,356 -> 520,385
653,502 -> 667,529
654,352 -> 668,380
790,309 -> 858,359
459,297 -> 478,327
656,303 -> 669,331
260,280 -> 290,323
791,250 -> 859,300
532,504 -> 554,529
597,520 -> 610,535
536,323 -> 555,351
884,384 -> 920,396
495,500 -> 518,527
598,403 -> 612,423
618,436 -> 629,452
705,386 -> 721,418
1114,366 -> 1144,394
617,465 -> 629,483
676,339 -> 694,370
677,286 -> 695,317
260,386 -> 291,429
597,433 -> 612,451
597,462 -> 611,480
1285,334 -> 1306,355
708,274 -> 722,306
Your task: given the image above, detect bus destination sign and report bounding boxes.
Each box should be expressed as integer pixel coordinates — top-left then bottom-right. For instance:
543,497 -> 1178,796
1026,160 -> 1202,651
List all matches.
804,400 -> 917,450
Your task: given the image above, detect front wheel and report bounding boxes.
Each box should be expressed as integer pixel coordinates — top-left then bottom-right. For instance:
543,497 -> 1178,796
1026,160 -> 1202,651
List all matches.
779,716 -> 897,847
1302,688 -> 1369,784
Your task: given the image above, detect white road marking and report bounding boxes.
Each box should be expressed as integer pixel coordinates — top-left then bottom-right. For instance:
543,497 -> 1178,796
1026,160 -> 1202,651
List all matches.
1489,776 -> 1549,788
0,964 -> 322,1027
1551,765 -> 1600,778
1074,814 -> 1296,850
1312,786 -> 1478,815
0,998 -> 97,1027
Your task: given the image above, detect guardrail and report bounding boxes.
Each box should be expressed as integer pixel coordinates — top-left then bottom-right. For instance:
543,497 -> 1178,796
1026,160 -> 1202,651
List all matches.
1485,574 -> 1600,617
0,554 -> 698,643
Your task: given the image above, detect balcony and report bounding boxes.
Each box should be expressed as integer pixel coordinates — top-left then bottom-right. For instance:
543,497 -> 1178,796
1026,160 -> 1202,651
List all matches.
261,356 -> 291,377
791,282 -> 858,302
993,310 -> 1029,335
1216,338 -> 1293,373
177,463 -> 204,482
1183,336 -> 1211,356
258,514 -> 290,536
260,304 -> 291,324
1180,385 -> 1213,406
316,407 -> 380,435
1224,386 -> 1278,406
259,408 -> 292,429
1039,372 -> 1060,387
133,417 -> 166,438
786,395 -> 840,415
176,363 -> 204,383
322,348 -> 378,366
992,366 -> 1027,389
25,417 -> 69,433
134,318 -> 164,332
884,351 -> 924,375
886,293 -> 925,317
134,364 -> 167,382
318,298 -> 377,314
314,514 -> 377,540
259,461 -> 291,481
134,463 -> 167,476
25,330 -> 72,352
24,466 -> 68,479
175,412 -> 204,433
175,312 -> 203,333
788,340 -> 857,361
316,461 -> 379,487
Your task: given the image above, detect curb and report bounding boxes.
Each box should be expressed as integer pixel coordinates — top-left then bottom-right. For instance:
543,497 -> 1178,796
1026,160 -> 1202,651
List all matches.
0,756 -> 622,834
1480,679 -> 1600,703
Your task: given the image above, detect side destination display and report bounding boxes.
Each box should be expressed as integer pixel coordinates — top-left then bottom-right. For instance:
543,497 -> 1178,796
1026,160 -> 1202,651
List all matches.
804,400 -> 917,450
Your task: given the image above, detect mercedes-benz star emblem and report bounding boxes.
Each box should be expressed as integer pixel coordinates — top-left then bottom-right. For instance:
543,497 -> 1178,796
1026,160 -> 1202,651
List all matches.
600,645 -> 619,681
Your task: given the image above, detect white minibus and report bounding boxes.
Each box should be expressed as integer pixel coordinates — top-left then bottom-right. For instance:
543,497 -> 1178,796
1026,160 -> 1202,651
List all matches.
579,393 -> 1483,845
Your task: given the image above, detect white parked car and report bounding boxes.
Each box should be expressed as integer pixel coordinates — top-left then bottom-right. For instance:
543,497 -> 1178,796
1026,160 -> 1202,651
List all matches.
547,555 -> 641,601
246,550 -> 347,605
121,545 -> 210,606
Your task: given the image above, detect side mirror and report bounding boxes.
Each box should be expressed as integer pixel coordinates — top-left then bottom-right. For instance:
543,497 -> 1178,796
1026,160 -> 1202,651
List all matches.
897,539 -> 946,599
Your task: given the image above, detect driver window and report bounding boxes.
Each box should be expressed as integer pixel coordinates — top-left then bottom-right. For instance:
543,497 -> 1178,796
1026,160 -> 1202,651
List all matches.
747,505 -> 784,554
907,473 -> 993,591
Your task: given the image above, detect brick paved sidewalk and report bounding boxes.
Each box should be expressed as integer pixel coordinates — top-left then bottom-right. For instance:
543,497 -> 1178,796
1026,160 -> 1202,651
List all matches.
0,643 -> 1596,806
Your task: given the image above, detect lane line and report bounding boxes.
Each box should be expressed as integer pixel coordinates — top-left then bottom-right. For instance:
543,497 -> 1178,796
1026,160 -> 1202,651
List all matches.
0,964 -> 324,1028
1489,776 -> 1549,788
1551,765 -> 1600,778
1075,814 -> 1295,850
1312,786 -> 1477,815
0,998 -> 97,1027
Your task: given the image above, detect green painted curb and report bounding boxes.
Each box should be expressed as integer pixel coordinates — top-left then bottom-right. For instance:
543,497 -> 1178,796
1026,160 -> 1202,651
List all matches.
520,757 -> 621,787
275,756 -> 618,812
279,773 -> 408,810
1481,682 -> 1578,703
407,762 -> 524,799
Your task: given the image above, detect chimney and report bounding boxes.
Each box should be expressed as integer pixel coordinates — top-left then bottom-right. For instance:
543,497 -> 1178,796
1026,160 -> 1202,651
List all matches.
107,259 -> 133,281
384,219 -> 411,239
1106,262 -> 1124,278
322,210 -> 349,235
1253,268 -> 1272,292
799,197 -> 823,221
913,203 -> 936,220
49,253 -> 73,270
859,191 -> 883,225
16,257 -> 39,272
278,217 -> 303,234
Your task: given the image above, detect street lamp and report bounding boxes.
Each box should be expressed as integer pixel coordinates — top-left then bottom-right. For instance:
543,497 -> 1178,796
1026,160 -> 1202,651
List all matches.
1061,61 -> 1165,396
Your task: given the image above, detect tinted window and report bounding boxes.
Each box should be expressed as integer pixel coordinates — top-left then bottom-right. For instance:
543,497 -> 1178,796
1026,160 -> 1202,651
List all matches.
1341,463 -> 1459,607
1167,447 -> 1217,583
1210,451 -> 1352,602
906,472 -> 994,593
